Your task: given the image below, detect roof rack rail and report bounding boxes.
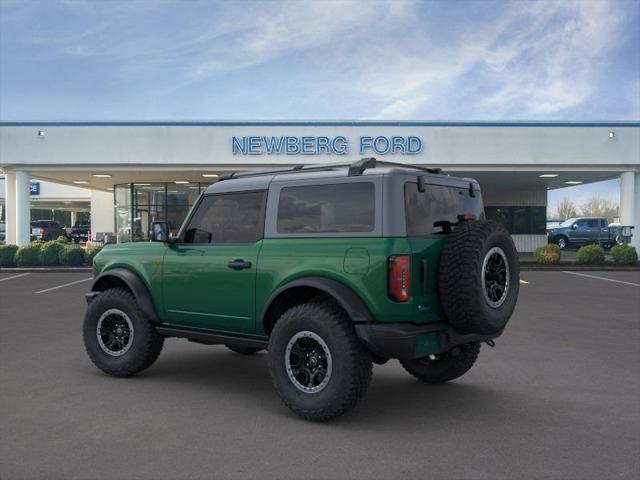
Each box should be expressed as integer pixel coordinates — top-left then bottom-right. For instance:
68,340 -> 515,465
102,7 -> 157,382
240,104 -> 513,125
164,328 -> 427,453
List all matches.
217,162 -> 352,182
347,157 -> 444,176
217,158 -> 445,181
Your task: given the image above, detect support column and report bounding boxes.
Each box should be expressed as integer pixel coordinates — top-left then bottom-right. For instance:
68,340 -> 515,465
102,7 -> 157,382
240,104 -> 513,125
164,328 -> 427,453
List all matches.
15,171 -> 31,246
5,172 -> 16,244
619,171 -> 638,251
70,211 -> 77,227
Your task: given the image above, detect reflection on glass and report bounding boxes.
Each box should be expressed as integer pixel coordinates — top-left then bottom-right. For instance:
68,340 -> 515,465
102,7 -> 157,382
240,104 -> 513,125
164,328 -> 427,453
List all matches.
113,182 -> 210,242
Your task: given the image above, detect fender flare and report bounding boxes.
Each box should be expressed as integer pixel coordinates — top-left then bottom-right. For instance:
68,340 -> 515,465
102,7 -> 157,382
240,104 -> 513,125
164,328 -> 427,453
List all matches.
91,268 -> 159,322
260,276 -> 373,329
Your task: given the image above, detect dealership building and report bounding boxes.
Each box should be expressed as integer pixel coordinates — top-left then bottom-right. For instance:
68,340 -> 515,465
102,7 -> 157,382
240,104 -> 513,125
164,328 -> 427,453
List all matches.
1,121 -> 639,251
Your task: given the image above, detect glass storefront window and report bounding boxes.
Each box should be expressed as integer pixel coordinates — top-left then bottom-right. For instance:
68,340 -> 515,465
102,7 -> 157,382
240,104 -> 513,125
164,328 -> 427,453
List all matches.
113,182 -> 212,242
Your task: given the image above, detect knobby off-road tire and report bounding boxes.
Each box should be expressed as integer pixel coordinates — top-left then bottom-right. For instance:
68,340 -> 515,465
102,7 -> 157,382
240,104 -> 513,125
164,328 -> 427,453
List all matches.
268,301 -> 373,422
225,345 -> 263,355
400,343 -> 481,384
438,220 -> 519,334
83,288 -> 164,377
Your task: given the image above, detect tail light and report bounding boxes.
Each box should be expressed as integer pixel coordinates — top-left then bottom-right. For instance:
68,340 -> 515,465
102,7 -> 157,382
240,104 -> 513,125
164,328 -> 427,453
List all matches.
388,255 -> 411,302
38,228 -> 45,236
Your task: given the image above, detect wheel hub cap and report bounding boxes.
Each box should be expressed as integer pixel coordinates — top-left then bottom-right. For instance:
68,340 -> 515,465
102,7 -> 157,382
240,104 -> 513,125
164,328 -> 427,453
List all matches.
285,331 -> 332,394
481,247 -> 510,308
96,308 -> 134,357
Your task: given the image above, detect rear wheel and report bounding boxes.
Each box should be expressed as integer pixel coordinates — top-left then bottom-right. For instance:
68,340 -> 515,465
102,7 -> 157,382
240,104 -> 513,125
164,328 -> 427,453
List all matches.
83,288 -> 164,377
268,301 -> 372,421
400,343 -> 480,384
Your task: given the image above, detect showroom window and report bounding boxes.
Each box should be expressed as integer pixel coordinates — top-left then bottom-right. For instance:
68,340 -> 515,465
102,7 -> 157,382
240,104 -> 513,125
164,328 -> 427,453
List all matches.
114,182 -> 212,242
485,206 -> 546,234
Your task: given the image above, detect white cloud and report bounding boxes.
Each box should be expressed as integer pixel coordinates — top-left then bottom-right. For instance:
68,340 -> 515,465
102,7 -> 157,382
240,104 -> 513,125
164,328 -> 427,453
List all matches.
10,0 -> 633,119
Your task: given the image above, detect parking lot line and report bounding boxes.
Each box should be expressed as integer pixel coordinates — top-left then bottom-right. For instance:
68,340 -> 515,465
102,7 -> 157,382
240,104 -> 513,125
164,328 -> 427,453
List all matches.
0,273 -> 31,283
34,277 -> 93,294
562,271 -> 640,287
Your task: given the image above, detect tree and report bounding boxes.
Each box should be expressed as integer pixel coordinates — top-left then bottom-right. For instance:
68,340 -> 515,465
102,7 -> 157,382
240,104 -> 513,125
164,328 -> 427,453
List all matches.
579,194 -> 619,223
554,197 -> 578,220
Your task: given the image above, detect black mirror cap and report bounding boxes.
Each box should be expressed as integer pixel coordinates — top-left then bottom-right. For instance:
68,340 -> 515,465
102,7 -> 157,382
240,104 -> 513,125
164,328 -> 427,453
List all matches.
151,221 -> 170,242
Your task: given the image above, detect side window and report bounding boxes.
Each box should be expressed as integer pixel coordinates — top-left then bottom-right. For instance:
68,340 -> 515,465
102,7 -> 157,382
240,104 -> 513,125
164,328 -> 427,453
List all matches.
183,191 -> 265,244
575,220 -> 587,228
277,183 -> 375,233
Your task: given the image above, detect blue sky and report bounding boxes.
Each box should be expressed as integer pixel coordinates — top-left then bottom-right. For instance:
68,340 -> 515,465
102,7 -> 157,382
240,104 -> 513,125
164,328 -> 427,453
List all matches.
0,0 -> 638,209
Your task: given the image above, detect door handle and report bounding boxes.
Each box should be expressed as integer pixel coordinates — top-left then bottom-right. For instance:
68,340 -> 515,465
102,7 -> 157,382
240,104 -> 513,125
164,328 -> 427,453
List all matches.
227,260 -> 252,270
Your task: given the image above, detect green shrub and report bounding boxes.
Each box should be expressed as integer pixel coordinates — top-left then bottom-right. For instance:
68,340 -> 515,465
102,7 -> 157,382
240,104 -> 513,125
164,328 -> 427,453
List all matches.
55,236 -> 69,243
84,246 -> 103,264
59,244 -> 85,265
39,241 -> 65,265
534,244 -> 561,264
576,244 -> 605,264
0,244 -> 19,267
610,244 -> 638,265
15,242 -> 44,266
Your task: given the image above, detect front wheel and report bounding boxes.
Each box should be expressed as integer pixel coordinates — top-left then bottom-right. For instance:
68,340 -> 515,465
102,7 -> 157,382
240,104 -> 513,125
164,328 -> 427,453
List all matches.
556,236 -> 568,249
268,301 -> 372,421
83,288 -> 164,377
400,343 -> 480,384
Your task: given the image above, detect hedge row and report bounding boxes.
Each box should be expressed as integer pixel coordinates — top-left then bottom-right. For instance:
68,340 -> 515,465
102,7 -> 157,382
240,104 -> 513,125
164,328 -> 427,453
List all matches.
533,244 -> 561,264
0,240 -> 102,267
610,244 -> 638,265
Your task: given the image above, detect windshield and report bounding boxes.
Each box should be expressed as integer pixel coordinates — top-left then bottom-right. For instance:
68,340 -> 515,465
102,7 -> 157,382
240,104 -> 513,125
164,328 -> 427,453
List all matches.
559,218 -> 577,227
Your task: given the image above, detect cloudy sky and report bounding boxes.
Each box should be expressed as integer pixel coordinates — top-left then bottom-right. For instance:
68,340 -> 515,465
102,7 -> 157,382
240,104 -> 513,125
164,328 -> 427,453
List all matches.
1,0 -> 638,208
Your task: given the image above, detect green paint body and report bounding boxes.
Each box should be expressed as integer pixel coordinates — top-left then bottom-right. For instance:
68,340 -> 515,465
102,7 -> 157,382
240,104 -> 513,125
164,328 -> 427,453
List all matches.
93,235 -> 447,352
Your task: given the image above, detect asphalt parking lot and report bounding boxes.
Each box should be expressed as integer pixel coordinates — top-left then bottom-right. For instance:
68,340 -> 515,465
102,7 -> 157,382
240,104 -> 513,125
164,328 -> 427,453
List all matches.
1,270 -> 639,480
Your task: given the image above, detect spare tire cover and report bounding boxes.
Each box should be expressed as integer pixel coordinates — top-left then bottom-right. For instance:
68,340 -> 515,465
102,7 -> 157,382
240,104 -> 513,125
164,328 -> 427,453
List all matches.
438,220 -> 519,334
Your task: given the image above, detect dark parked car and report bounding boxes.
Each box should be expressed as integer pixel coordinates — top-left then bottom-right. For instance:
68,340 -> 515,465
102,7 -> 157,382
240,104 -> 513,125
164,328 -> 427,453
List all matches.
547,217 -> 618,249
70,223 -> 91,243
31,220 -> 68,241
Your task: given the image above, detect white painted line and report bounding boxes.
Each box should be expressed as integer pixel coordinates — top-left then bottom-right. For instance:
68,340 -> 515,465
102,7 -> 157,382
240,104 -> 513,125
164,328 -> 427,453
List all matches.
34,277 -> 92,294
562,271 -> 640,287
519,279 -> 529,285
0,273 -> 31,283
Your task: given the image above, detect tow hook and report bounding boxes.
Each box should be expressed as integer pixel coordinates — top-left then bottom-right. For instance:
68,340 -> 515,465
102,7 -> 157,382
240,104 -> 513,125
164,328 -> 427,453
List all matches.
485,339 -> 496,348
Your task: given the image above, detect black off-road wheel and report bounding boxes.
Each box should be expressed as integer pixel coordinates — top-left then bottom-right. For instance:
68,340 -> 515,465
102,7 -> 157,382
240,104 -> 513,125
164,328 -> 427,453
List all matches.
83,288 -> 164,377
268,301 -> 373,422
439,220 -> 519,334
225,345 -> 263,355
400,343 -> 481,384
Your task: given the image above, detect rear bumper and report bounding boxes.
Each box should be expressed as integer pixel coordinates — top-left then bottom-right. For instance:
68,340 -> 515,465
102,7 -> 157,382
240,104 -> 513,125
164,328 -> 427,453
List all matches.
355,322 -> 501,360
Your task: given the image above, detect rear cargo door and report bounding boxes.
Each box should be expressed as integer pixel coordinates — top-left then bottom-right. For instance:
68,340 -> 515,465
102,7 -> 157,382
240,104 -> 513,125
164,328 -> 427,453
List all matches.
404,180 -> 484,317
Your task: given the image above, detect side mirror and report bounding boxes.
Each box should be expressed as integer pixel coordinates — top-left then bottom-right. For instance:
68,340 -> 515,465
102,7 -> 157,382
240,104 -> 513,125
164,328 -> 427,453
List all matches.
571,223 -> 579,230
151,221 -> 170,242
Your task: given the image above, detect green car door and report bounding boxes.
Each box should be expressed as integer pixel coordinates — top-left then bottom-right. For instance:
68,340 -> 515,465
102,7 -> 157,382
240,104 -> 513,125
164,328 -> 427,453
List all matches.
162,191 -> 266,333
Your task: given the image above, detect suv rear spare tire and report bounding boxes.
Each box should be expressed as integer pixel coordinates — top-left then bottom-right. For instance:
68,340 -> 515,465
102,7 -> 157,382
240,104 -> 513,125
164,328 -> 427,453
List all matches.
438,220 -> 519,334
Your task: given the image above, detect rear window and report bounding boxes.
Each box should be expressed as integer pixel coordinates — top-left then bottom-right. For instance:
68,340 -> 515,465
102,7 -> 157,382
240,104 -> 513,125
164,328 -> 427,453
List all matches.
277,183 -> 375,234
404,182 -> 483,236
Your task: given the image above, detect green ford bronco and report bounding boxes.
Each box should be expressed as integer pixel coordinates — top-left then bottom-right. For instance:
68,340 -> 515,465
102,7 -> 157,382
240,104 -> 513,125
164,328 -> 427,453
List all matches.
83,158 -> 519,421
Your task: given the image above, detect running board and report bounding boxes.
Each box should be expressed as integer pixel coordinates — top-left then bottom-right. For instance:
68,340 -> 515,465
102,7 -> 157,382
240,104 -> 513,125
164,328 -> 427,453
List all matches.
156,326 -> 269,349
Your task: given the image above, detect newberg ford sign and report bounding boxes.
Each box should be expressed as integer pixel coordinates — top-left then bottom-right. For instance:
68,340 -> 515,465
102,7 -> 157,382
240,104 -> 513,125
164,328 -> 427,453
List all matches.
232,135 -> 423,155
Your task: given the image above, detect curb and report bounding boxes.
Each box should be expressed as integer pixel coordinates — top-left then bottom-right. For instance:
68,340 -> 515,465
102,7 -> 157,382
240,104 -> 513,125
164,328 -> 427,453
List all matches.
520,263 -> 640,271
0,267 -> 92,273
